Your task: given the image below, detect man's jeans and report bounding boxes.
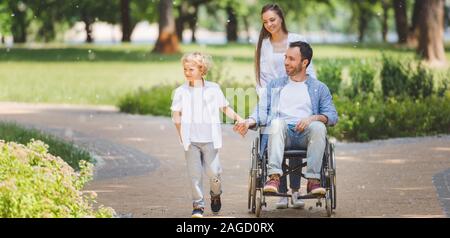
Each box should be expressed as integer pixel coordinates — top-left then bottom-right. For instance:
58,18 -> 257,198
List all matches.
185,142 -> 222,208
267,119 -> 326,180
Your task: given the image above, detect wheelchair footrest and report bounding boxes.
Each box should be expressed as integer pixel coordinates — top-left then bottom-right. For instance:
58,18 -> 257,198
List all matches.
262,191 -> 291,197
297,193 -> 325,200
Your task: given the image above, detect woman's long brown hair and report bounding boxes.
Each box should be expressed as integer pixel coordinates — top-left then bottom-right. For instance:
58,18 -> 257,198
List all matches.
255,3 -> 288,86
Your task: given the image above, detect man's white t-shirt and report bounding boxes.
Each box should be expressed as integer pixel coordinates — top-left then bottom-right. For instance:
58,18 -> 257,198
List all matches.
278,78 -> 313,124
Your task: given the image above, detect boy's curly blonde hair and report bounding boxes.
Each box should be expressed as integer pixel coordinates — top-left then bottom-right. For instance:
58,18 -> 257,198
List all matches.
181,52 -> 213,76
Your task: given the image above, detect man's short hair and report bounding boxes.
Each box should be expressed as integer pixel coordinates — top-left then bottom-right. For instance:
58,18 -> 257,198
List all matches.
289,41 -> 313,68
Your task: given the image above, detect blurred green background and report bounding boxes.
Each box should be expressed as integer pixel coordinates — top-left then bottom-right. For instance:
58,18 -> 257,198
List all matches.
1,0 -> 449,141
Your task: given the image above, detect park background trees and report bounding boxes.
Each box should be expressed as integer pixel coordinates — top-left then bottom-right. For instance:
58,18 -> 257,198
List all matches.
0,0 -> 448,64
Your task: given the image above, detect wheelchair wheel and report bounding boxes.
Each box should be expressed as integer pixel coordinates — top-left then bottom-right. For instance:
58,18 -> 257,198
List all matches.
330,142 -> 337,210
248,165 -> 257,213
254,150 -> 268,217
255,189 -> 263,218
248,137 -> 259,213
325,189 -> 332,217
248,153 -> 254,210
325,141 -> 336,216
248,169 -> 256,213
247,173 -> 251,210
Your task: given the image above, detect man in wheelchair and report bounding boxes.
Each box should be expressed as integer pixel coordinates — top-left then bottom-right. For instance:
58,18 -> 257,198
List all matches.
234,41 -> 338,197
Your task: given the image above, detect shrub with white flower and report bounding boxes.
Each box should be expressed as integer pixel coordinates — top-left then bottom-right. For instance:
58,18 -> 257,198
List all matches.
0,140 -> 115,218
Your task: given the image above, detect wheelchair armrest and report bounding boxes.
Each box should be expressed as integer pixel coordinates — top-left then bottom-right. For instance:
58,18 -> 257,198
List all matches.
248,121 -> 266,131
252,124 -> 267,134
248,123 -> 258,131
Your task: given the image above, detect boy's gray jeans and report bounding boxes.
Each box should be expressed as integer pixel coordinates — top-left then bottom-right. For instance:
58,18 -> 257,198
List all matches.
185,142 -> 222,208
267,119 -> 327,180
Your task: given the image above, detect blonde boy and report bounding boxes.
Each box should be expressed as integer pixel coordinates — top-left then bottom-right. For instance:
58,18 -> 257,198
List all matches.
171,52 -> 243,218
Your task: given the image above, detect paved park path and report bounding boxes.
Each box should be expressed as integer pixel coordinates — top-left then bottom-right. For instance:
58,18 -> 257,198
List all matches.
1,102 -> 449,218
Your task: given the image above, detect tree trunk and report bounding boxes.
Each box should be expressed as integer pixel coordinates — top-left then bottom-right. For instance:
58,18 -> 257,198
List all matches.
226,6 -> 238,42
83,18 -> 94,43
408,0 -> 422,46
1,35 -> 5,44
188,5 -> 199,43
175,1 -> 189,42
381,0 -> 389,43
445,3 -> 449,28
417,0 -> 446,65
393,0 -> 408,44
11,10 -> 27,43
152,0 -> 180,54
243,15 -> 250,43
38,20 -> 55,42
121,0 -> 132,42
358,14 -> 368,43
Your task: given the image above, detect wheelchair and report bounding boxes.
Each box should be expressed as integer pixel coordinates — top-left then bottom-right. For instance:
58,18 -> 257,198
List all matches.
247,126 -> 337,217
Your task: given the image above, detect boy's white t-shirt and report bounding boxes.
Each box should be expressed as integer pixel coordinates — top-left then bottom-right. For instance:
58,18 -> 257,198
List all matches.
170,81 -> 229,151
188,86 -> 213,142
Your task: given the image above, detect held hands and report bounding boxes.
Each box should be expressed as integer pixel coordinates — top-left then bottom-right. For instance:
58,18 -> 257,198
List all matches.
233,116 -> 317,136
233,119 -> 251,137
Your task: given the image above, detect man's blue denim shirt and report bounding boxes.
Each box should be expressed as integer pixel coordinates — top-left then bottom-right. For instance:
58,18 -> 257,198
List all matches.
249,75 -> 338,128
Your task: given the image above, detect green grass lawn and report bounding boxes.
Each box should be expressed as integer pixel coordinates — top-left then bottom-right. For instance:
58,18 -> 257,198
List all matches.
1,43 -> 448,105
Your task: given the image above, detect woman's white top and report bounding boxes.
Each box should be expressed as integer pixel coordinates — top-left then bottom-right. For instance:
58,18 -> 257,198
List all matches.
258,32 -> 316,91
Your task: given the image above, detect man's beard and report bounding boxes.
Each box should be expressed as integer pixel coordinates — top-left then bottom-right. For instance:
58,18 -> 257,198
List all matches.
287,64 -> 303,76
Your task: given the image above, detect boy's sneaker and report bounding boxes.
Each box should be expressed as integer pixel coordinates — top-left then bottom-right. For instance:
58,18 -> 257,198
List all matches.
307,179 -> 326,196
291,192 -> 305,209
191,206 -> 204,218
275,197 -> 288,209
211,195 -> 221,214
263,175 -> 280,193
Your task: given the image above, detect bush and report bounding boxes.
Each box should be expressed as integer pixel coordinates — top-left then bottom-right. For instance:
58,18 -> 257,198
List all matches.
407,62 -> 434,99
328,95 -> 384,141
0,122 -> 93,170
0,140 -> 115,218
380,55 -> 410,99
317,59 -> 342,95
118,85 -> 175,117
344,60 -> 377,99
381,55 -> 436,100
329,96 -> 450,141
118,57 -> 450,142
118,82 -> 257,121
117,62 -> 256,119
436,71 -> 449,97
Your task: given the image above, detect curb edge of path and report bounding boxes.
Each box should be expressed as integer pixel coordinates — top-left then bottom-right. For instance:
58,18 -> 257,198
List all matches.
4,121 -> 160,180
433,168 -> 450,218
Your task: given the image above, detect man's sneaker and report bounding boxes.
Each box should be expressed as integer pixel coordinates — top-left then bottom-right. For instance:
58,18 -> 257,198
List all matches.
307,179 -> 326,196
275,197 -> 288,209
191,206 -> 204,218
263,175 -> 280,193
291,192 -> 305,209
211,195 -> 221,214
